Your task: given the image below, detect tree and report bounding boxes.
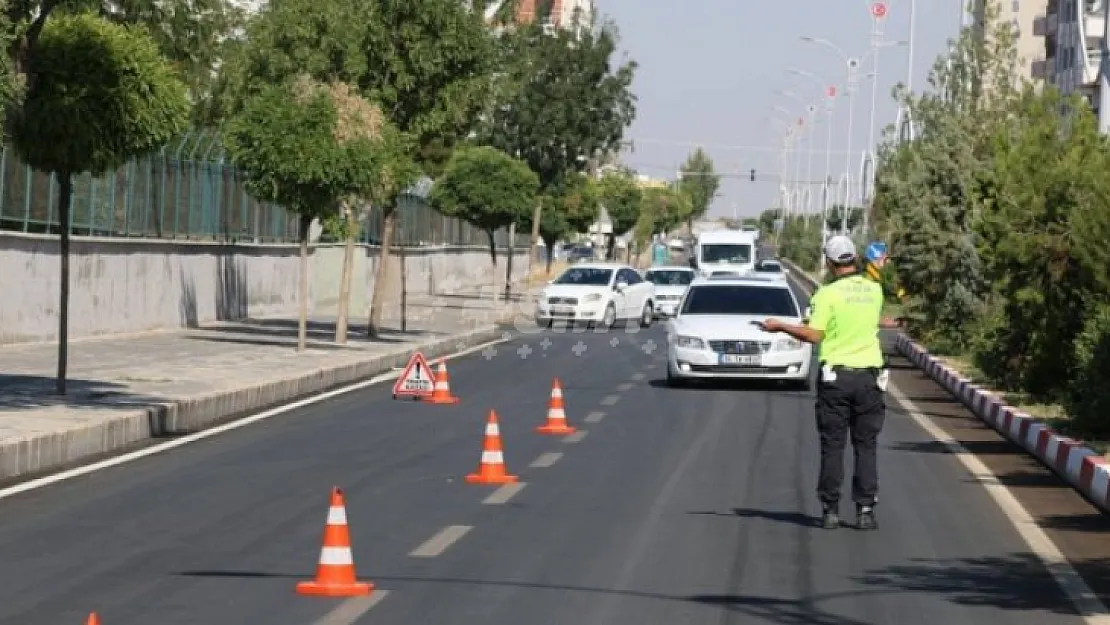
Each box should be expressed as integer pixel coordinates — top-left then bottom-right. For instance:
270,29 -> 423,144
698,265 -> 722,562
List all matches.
9,13 -> 189,394
8,0 -> 242,120
632,184 -> 689,266
529,172 -> 601,273
225,76 -> 401,351
596,169 -> 641,260
677,147 -> 720,234
431,145 -> 538,299
481,15 -> 636,272
218,0 -> 497,337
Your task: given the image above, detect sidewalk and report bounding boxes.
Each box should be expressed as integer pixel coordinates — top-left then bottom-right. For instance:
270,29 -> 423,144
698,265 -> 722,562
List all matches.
0,289 -> 534,483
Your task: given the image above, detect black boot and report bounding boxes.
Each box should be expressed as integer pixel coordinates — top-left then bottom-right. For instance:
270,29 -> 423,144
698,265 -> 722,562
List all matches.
856,505 -> 877,530
820,505 -> 840,530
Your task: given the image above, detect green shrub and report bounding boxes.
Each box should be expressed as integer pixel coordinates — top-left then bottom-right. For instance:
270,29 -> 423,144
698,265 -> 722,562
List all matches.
1066,304 -> 1110,439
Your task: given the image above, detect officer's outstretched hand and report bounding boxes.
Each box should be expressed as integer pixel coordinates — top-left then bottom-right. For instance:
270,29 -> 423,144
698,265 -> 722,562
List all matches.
755,318 -> 783,332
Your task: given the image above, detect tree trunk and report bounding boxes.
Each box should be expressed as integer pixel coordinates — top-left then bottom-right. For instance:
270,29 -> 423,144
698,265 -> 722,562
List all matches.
334,202 -> 356,345
526,200 -> 542,302
504,222 -> 515,302
543,234 -> 554,274
55,173 -> 73,395
486,229 -> 498,301
367,206 -> 396,338
399,225 -> 407,333
297,214 -> 312,352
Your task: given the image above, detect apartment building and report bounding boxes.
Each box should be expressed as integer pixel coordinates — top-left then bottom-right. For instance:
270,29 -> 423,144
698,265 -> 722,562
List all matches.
970,0 -> 1051,83
514,0 -> 594,28
1039,0 -> 1104,114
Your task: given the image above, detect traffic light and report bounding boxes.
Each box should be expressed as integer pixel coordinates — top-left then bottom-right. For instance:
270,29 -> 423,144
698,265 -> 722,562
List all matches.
750,168 -> 756,182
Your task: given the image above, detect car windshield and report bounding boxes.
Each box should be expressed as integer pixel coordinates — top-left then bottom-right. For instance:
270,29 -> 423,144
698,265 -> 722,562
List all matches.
554,267 -> 613,286
700,243 -> 752,264
680,285 -> 798,316
645,270 -> 694,286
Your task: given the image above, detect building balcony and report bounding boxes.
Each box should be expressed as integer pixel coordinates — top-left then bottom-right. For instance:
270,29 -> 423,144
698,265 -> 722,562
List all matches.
1035,15 -> 1048,36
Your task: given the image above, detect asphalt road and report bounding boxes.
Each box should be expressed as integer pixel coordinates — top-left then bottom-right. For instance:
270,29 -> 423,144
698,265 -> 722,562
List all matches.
0,285 -> 1091,624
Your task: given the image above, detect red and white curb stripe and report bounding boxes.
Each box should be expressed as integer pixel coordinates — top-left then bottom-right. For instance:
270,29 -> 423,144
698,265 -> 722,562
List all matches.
895,333 -> 1110,513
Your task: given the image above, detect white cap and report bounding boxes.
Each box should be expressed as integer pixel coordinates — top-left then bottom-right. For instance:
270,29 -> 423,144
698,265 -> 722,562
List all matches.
823,235 -> 858,264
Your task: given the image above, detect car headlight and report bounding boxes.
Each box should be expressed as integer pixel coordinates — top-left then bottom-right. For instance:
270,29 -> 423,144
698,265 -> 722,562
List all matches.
583,293 -> 603,302
773,338 -> 803,351
673,335 -> 705,349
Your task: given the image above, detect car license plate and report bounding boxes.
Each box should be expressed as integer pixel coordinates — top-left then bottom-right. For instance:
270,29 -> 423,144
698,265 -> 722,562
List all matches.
720,354 -> 760,365
552,306 -> 574,314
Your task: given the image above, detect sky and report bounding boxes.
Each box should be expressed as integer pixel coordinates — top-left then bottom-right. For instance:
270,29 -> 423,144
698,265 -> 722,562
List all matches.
597,0 -> 966,219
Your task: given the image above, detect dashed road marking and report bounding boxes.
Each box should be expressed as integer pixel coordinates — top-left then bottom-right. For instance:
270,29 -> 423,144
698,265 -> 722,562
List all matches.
617,382 -> 634,392
409,525 -> 472,558
585,411 -> 605,423
631,373 -> 646,381
483,482 -> 526,505
530,452 -> 563,468
311,591 -> 390,625
601,395 -> 620,406
563,431 -> 588,444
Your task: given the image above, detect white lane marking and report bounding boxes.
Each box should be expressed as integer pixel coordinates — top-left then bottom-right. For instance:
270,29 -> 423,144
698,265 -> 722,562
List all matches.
563,431 -> 587,444
482,482 -> 526,505
617,382 -> 634,392
529,452 -> 563,468
601,395 -> 620,406
409,525 -> 472,558
311,591 -> 390,625
585,411 -> 605,423
0,336 -> 512,502
631,373 -> 646,381
890,384 -> 1110,623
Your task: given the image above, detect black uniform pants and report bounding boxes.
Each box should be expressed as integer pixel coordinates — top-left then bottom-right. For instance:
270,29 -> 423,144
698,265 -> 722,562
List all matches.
815,366 -> 886,509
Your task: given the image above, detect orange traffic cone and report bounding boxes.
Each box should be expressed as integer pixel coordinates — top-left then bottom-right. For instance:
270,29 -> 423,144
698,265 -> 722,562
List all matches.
296,487 -> 374,597
424,362 -> 460,404
537,378 -> 576,435
85,614 -> 100,625
465,410 -> 518,484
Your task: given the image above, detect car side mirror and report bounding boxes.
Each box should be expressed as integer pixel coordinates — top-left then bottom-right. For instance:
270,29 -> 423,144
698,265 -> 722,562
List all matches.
616,281 -> 629,291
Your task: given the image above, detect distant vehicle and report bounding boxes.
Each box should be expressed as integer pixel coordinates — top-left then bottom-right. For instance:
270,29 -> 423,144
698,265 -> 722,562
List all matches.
535,263 -> 656,329
643,266 -> 696,317
567,246 -> 595,263
752,258 -> 788,281
665,275 -> 812,388
692,229 -> 757,277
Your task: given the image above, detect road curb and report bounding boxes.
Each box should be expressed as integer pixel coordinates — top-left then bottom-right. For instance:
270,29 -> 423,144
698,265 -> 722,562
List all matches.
780,257 -> 1110,515
0,324 -> 509,483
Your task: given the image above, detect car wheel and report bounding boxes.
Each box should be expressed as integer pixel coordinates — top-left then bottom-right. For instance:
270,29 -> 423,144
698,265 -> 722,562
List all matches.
666,367 -> 685,387
602,303 -> 617,329
639,301 -> 653,328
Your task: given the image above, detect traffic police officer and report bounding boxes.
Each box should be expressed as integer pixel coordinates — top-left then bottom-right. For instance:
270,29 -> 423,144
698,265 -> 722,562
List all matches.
756,235 -> 888,531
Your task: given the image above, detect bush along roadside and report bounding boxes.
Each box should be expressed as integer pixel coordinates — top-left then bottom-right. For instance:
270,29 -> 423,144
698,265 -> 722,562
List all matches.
869,10 -> 1110,454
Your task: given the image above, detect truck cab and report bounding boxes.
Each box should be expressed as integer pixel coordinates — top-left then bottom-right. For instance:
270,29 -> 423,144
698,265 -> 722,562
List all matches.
691,230 -> 757,277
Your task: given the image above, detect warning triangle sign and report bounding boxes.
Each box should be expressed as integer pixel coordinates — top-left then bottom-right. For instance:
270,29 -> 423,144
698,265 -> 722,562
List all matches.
393,352 -> 435,399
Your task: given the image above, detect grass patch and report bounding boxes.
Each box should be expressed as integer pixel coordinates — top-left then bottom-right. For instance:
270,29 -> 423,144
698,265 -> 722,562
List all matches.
930,352 -> 1109,455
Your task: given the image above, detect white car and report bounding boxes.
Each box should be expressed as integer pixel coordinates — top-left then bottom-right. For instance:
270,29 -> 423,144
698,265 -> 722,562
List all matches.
643,266 -> 695,317
752,258 -> 789,281
665,275 -> 813,389
535,263 -> 656,328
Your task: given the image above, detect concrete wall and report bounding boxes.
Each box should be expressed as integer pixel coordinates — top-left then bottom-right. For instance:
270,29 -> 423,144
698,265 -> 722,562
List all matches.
0,232 -> 529,345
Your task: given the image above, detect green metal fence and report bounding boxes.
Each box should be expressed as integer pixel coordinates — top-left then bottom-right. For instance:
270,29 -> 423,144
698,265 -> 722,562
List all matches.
0,129 -> 527,248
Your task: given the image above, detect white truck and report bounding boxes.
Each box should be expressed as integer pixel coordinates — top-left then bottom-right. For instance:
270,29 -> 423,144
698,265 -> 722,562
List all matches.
690,229 -> 758,277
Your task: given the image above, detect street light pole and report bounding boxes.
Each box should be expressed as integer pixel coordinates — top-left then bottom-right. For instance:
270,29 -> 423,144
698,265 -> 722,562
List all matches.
822,87 -> 836,245
805,104 -> 817,215
863,2 -> 887,238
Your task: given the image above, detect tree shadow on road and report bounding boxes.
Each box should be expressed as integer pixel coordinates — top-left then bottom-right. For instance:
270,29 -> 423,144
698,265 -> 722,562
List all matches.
854,552 -> 1092,616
